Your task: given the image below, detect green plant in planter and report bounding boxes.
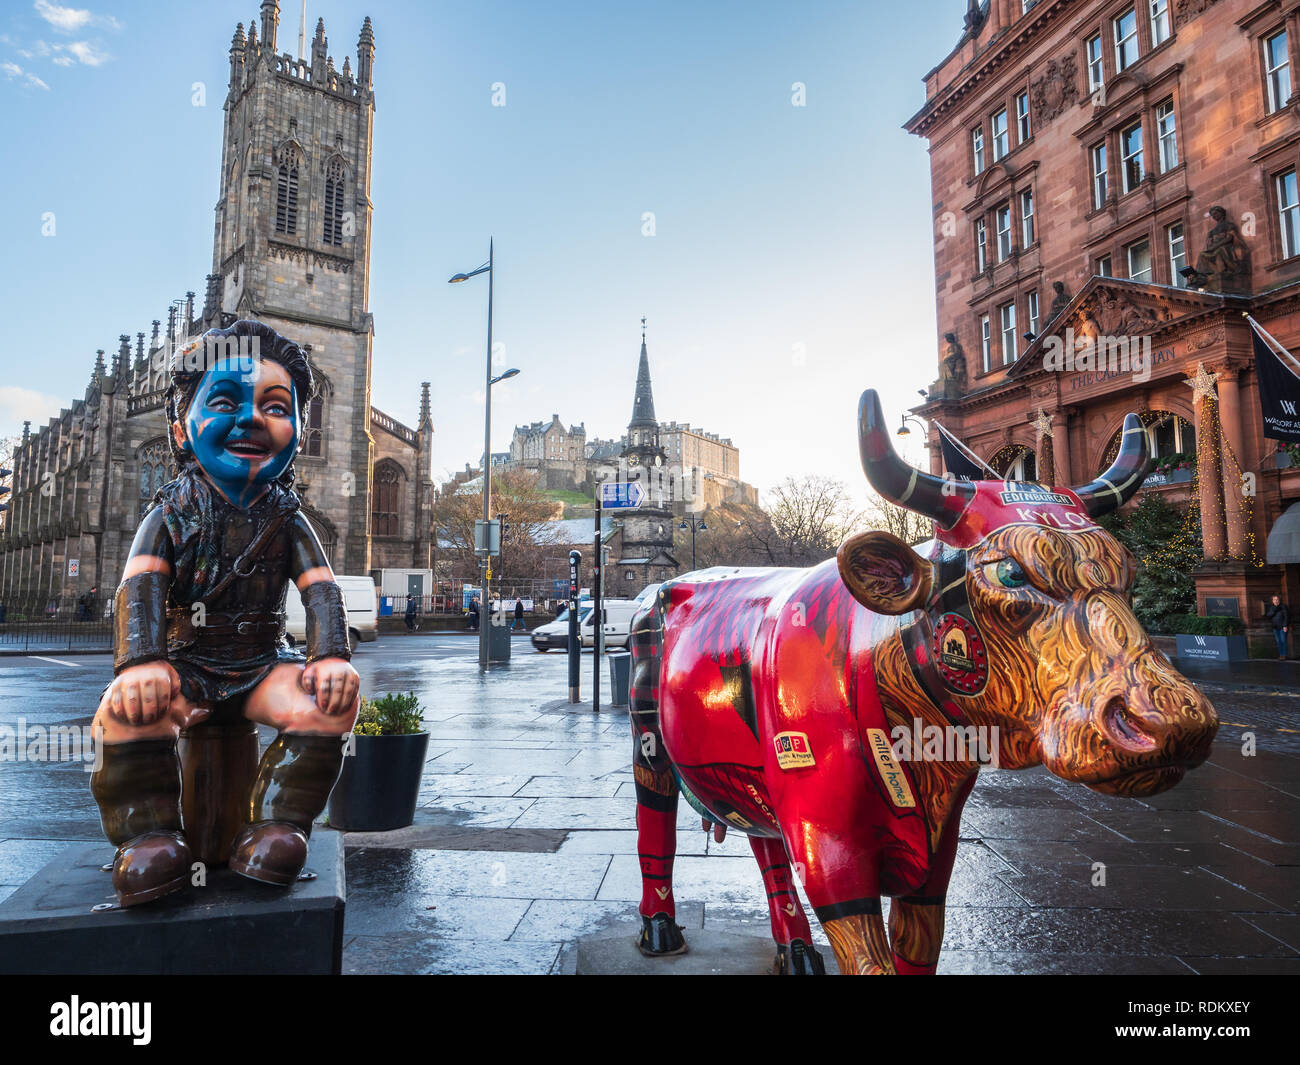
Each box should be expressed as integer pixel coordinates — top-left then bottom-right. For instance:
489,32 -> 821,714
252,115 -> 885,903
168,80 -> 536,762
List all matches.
1164,614 -> 1244,637
351,691 -> 424,736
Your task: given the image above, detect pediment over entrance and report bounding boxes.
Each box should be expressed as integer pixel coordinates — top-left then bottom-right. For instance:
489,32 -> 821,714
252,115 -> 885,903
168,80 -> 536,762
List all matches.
1007,277 -> 1241,380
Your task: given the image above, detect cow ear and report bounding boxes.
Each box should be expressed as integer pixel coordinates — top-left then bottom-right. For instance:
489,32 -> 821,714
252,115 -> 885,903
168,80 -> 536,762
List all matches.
837,530 -> 932,615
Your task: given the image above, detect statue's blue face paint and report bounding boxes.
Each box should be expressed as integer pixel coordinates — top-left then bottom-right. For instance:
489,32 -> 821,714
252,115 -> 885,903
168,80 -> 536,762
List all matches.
183,356 -> 300,508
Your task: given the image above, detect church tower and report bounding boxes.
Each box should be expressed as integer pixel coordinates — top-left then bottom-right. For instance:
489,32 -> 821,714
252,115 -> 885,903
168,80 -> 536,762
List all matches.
617,320 -> 677,583
208,3 -> 378,574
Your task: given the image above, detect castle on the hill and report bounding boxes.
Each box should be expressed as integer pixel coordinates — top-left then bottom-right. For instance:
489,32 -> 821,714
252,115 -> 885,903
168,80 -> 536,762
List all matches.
0,4 -> 432,603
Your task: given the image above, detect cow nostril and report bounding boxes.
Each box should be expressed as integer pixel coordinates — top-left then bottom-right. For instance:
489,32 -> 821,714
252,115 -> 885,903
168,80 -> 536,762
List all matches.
1103,696 -> 1158,752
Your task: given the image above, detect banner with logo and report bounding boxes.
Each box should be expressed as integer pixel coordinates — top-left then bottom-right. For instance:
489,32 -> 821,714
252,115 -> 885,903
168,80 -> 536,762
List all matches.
1249,319 -> 1300,442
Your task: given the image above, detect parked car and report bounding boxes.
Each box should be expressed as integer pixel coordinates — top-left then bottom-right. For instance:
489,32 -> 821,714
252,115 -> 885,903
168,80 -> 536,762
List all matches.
599,599 -> 642,649
284,575 -> 379,652
531,602 -> 594,652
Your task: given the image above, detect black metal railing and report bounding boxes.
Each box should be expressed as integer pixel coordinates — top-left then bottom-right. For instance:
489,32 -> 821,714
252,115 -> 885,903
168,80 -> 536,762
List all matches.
0,596 -> 112,652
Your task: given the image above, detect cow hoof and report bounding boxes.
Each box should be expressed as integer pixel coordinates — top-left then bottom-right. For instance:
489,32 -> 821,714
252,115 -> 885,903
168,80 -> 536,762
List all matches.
774,939 -> 826,975
636,913 -> 687,956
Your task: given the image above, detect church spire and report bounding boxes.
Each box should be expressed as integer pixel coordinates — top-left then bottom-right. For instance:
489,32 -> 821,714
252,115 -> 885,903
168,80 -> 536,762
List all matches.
629,317 -> 657,429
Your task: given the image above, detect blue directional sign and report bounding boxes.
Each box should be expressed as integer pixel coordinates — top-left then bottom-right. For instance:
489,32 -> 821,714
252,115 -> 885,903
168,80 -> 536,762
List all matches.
599,481 -> 644,509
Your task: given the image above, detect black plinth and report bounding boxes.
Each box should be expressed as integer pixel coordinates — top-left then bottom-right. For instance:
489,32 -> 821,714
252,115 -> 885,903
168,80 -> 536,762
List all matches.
0,830 -> 345,974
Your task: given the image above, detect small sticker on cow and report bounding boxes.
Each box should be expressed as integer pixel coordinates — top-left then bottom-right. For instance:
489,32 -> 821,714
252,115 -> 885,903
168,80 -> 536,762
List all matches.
865,729 -> 916,809
932,613 -> 988,695
773,731 -> 815,770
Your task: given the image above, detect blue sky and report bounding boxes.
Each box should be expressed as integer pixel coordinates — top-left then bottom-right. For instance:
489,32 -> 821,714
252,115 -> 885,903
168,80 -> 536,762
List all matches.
0,0 -> 961,496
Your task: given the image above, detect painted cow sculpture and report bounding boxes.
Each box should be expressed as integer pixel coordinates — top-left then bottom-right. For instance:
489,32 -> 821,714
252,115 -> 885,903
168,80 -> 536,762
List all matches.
628,389 -> 1218,975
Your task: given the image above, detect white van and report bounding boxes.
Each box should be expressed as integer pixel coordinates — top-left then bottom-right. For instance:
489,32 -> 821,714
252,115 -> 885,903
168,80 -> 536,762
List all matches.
599,599 -> 642,649
283,575 -> 378,652
531,601 -> 594,652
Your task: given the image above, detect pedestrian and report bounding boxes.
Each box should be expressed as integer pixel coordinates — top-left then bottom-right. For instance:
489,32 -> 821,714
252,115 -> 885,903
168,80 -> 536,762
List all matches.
404,595 -> 418,632
513,597 -> 525,631
1267,594 -> 1289,660
467,596 -> 480,632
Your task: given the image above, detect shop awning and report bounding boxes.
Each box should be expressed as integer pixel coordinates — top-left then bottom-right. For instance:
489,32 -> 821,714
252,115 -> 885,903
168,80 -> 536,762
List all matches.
1267,501 -> 1300,563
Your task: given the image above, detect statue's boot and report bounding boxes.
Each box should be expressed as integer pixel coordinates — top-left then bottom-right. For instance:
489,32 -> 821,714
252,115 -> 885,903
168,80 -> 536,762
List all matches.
229,734 -> 343,886
636,913 -> 687,956
90,738 -> 192,907
775,939 -> 826,975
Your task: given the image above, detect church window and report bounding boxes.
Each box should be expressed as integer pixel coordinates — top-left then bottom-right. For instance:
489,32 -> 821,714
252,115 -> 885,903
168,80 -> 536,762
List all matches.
372,462 -> 402,537
323,157 -> 346,245
275,144 -> 302,234
138,440 -> 174,514
302,395 -> 324,457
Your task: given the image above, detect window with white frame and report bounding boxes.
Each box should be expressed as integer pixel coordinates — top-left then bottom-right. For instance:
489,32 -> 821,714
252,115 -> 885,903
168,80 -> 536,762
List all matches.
973,127 -> 986,174
975,217 -> 988,272
1027,290 -> 1040,335
1000,303 -> 1018,365
1097,254 -> 1113,276
1278,168 -> 1300,258
1020,188 -> 1035,246
1168,222 -> 1187,285
1092,142 -> 1109,207
1156,99 -> 1177,172
1149,0 -> 1170,47
1114,8 -> 1139,72
1121,121 -> 1145,192
1087,34 -> 1105,91
980,314 -> 992,373
1016,92 -> 1031,142
1149,414 -> 1195,460
1127,238 -> 1152,282
1266,30 -> 1291,114
996,203 -> 1013,261
992,109 -> 1009,161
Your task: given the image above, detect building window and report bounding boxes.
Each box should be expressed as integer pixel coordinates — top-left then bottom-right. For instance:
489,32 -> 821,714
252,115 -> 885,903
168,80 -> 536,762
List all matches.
1087,34 -> 1105,91
1168,222 -> 1187,285
322,157 -> 346,246
980,313 -> 991,373
1114,8 -> 1139,72
1121,122 -> 1145,193
1149,414 -> 1195,459
372,462 -> 402,537
973,127 -> 986,175
975,217 -> 988,272
1278,168 -> 1300,258
274,144 -> 301,235
1266,30 -> 1291,113
992,108 -> 1009,161
1016,92 -> 1031,143
1000,303 -> 1017,365
996,203 -> 1013,261
1027,290 -> 1040,335
1156,99 -> 1177,172
1149,0 -> 1170,47
138,440 -> 173,508
302,395 -> 324,457
1097,254 -> 1113,277
1020,188 -> 1035,246
1127,238 -> 1152,282
1092,143 -> 1109,207
1006,450 -> 1037,481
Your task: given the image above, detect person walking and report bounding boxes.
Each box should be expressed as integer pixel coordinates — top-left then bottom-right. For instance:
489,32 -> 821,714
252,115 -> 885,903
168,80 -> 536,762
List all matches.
1267,594 -> 1290,660
513,597 -> 526,631
467,595 -> 481,632
404,595 -> 419,632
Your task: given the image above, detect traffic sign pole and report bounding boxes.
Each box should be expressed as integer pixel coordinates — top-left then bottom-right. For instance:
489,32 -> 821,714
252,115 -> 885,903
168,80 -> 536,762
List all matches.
593,495 -> 602,714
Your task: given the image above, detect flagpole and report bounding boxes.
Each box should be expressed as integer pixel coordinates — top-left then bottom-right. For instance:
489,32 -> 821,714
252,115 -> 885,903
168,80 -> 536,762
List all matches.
933,419 -> 1000,477
1245,313 -> 1300,378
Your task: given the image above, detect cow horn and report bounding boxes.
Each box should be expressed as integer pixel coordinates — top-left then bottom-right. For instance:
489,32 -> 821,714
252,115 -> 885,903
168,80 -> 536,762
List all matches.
857,389 -> 975,527
1072,413 -> 1152,517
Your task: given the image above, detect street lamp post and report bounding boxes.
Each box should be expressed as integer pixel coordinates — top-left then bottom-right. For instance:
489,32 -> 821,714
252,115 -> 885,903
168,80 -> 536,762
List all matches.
450,240 -> 520,670
678,517 -> 707,572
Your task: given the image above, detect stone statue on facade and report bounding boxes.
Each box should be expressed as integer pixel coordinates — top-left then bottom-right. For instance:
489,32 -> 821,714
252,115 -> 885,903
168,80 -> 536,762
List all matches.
929,333 -> 968,399
1188,206 -> 1251,294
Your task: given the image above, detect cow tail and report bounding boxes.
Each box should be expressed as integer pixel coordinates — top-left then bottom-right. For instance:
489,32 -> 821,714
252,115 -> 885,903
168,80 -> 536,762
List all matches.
629,589 -> 676,788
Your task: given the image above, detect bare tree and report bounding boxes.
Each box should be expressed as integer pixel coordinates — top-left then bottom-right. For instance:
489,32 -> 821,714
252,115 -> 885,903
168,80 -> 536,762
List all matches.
0,436 -> 16,536
860,493 -> 933,546
431,470 -> 562,580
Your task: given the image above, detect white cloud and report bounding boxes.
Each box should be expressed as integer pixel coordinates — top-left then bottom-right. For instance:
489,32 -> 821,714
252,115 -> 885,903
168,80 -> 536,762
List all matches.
51,55 -> 71,66
61,40 -> 108,65
26,73 -> 48,89
33,1 -> 120,34
1,61 -> 21,77
0,387 -> 65,438
1,60 -> 51,89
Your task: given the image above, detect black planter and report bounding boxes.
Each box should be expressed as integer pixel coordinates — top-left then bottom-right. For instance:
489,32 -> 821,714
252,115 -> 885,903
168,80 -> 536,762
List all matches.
327,731 -> 430,831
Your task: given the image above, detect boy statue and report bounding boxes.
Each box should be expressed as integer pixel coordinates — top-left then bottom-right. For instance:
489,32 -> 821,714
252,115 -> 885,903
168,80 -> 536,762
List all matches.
90,320 -> 360,906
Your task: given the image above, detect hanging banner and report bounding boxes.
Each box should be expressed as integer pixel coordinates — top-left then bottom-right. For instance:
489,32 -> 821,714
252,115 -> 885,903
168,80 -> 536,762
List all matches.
1250,325 -> 1300,442
938,425 -> 986,481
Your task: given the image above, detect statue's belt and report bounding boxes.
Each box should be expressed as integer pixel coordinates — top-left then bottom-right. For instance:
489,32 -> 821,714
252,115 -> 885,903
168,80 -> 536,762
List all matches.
167,607 -> 286,646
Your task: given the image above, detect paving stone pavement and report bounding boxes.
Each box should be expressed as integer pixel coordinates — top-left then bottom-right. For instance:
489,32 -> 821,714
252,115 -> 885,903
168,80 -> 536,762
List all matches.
1,635 -> 1297,974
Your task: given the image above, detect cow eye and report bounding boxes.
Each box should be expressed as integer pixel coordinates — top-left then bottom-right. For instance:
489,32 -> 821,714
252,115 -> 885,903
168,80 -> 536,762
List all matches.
985,559 -> 1028,588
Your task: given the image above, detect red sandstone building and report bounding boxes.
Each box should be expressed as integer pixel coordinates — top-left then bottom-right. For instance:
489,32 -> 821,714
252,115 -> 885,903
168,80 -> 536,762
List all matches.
906,0 -> 1300,631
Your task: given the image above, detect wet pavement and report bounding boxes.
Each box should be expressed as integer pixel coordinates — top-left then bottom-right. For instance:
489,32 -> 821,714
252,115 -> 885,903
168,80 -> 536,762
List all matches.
1,634 -> 1297,975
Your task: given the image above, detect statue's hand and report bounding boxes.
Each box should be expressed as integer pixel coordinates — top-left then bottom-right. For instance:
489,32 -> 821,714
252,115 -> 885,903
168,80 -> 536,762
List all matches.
105,661 -> 182,726
302,657 -> 360,717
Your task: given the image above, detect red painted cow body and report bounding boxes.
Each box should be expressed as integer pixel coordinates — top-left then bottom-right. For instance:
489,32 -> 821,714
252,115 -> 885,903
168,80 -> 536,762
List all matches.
627,390 -> 1218,975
